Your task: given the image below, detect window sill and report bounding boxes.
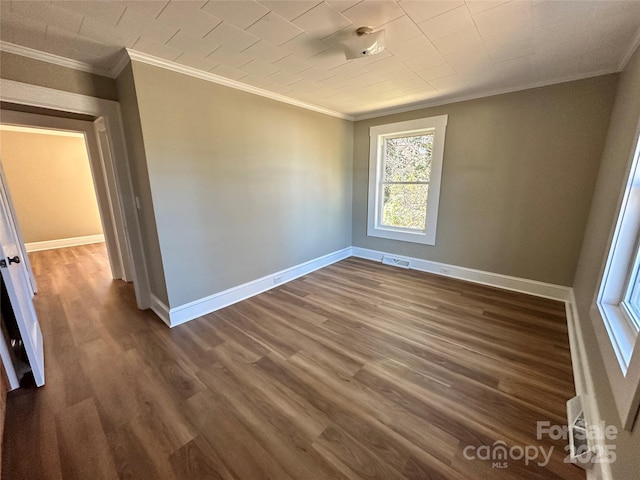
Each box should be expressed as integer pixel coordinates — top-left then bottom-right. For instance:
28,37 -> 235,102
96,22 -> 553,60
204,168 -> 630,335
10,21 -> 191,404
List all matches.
367,225 -> 435,245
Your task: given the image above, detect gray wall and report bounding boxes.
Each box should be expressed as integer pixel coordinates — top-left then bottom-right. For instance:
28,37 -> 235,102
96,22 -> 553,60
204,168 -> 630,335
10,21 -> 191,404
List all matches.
352,75 -> 618,286
573,47 -> 640,478
115,63 -> 169,305
129,61 -> 353,307
1,51 -> 118,101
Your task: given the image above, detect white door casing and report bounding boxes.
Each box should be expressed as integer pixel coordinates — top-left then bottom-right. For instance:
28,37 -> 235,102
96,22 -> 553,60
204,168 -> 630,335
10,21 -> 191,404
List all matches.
94,117 -> 134,281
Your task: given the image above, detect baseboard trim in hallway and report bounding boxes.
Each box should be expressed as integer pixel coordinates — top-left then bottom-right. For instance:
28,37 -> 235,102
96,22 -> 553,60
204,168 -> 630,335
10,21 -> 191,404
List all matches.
25,234 -> 105,252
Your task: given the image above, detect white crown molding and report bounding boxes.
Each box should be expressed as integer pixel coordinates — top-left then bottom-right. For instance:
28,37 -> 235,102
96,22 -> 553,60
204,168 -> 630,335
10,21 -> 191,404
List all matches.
125,49 -> 353,121
352,67 -> 620,121
109,49 -> 132,78
0,41 -> 350,120
3,39 -> 632,124
619,27 -> 640,71
0,41 -> 113,78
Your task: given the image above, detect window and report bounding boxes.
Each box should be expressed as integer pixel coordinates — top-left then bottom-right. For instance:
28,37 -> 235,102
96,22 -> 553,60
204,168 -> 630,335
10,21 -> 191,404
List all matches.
595,129 -> 640,430
367,115 -> 448,245
597,132 -> 640,374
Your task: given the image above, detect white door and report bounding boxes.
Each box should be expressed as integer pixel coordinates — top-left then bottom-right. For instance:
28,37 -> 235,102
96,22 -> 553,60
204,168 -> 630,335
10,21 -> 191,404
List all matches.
0,168 -> 44,386
0,160 -> 37,295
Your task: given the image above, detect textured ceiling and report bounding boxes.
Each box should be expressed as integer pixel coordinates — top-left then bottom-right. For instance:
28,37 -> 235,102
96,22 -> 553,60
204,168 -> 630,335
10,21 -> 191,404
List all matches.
1,0 -> 639,117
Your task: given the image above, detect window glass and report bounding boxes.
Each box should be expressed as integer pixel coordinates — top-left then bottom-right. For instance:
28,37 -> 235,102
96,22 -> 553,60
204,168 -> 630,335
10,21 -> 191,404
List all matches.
367,115 -> 447,245
380,133 -> 433,231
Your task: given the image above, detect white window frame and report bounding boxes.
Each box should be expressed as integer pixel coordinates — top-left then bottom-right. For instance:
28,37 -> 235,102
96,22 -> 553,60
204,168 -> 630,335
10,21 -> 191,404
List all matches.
367,115 -> 448,245
594,125 -> 640,431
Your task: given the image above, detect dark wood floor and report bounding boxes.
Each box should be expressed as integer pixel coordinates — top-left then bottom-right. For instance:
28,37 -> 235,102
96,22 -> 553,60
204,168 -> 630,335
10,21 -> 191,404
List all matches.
2,243 -> 584,479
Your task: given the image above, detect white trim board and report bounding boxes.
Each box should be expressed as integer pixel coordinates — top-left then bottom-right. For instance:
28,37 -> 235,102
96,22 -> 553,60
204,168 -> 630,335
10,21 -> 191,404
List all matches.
1,41 -> 625,124
565,291 -> 613,480
0,42 -> 349,119
125,49 -> 351,121
162,245 -> 572,329
353,68 -> 619,121
160,247 -> 352,327
25,234 -> 105,252
351,247 -> 572,302
150,294 -> 171,328
0,41 -> 112,78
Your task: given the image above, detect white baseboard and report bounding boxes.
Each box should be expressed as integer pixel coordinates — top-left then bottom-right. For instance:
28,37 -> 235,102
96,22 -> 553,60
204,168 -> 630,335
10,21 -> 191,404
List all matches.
25,234 -> 105,252
166,247 -> 352,327
351,246 -> 572,302
150,294 -> 171,328
161,246 -> 573,328
565,290 -> 612,480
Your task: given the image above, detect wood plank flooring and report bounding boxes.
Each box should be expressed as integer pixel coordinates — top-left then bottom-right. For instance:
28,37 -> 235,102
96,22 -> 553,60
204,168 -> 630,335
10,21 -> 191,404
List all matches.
2,243 -> 584,479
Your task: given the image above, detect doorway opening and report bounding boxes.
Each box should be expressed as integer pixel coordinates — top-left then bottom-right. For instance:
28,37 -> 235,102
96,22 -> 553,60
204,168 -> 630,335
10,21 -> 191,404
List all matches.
0,110 -> 130,287
0,124 -> 105,256
0,79 -> 151,313
0,110 -> 137,388
0,79 -> 152,389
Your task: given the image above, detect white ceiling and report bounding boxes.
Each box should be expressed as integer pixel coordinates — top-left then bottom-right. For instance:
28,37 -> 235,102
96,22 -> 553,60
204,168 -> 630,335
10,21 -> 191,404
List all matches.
1,0 -> 639,117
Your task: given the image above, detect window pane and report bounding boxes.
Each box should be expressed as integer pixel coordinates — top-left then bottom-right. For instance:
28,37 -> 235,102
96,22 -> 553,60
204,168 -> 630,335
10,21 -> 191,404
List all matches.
381,184 -> 428,230
384,134 -> 433,182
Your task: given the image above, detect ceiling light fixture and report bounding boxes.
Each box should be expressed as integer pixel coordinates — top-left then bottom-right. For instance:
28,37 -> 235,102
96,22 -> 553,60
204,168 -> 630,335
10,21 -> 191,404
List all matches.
341,26 -> 386,60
